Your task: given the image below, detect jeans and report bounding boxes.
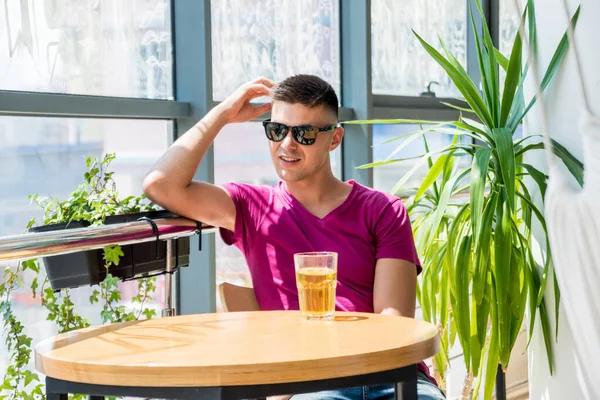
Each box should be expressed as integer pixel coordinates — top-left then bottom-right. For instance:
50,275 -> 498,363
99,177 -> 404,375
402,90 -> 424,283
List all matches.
290,370 -> 446,400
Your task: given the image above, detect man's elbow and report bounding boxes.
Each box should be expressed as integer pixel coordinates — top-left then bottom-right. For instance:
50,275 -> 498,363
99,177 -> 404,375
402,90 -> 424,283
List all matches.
379,307 -> 402,317
142,171 -> 166,204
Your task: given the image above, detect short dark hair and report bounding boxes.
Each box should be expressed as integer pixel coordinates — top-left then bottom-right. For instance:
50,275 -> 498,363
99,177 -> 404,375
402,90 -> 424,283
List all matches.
271,74 -> 339,119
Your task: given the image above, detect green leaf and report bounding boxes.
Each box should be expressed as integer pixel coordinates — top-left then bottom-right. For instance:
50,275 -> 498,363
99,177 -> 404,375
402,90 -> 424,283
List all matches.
21,260 -> 38,273
536,277 -> 555,375
388,145 -> 474,195
30,277 -> 38,298
26,217 -> 36,229
553,268 -> 561,341
383,128 -> 438,161
507,84 -> 526,131
413,29 -> 493,127
415,154 -> 448,201
473,191 -> 497,304
551,138 -> 584,186
494,186 -> 512,368
474,0 -> 501,124
439,33 -> 469,75
470,148 -> 492,240
422,270 -> 433,325
520,163 -> 548,197
527,0 -> 537,59
23,371 -> 38,387
476,279 -> 491,354
445,203 -> 470,272
103,245 -> 124,266
500,28 -> 522,126
440,101 -> 476,114
421,168 -> 471,250
516,190 -> 552,306
454,234 -> 473,369
101,310 -> 113,324
453,120 -> 492,143
357,154 -> 425,169
470,304 -> 482,374
518,5 -> 581,122
440,253 -> 450,328
493,128 -> 516,211
495,48 -> 509,72
509,246 -> 523,319
443,135 -> 459,185
541,5 -> 580,92
468,5 -> 494,116
342,118 -> 444,126
422,136 -> 440,199
515,139 -> 583,186
524,241 -> 538,347
485,287 -> 500,399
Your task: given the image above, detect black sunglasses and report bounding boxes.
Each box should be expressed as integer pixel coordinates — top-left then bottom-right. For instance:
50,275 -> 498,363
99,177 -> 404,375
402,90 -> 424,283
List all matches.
262,119 -> 339,146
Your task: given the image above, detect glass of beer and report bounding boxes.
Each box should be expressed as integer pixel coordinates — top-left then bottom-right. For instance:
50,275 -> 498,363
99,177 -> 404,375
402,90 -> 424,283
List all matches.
294,252 -> 338,320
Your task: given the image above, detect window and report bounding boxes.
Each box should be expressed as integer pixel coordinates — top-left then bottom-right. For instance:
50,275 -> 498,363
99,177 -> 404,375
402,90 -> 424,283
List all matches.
371,0 -> 467,97
0,116 -> 170,374
210,0 -> 341,101
213,121 -> 341,309
0,0 -> 173,99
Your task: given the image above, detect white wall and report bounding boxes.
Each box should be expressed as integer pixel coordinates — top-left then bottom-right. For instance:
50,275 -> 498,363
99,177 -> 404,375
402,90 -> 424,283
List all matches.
525,0 -> 600,398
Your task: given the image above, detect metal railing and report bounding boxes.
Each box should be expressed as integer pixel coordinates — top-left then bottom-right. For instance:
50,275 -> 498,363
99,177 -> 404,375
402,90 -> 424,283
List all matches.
0,217 -> 217,316
0,218 -> 216,263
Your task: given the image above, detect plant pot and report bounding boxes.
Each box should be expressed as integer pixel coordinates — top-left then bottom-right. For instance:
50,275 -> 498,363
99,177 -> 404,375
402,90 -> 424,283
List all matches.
28,210 -> 191,291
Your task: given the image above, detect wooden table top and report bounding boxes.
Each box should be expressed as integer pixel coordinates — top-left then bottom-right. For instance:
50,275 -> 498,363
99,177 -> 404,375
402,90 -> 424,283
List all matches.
35,311 -> 439,387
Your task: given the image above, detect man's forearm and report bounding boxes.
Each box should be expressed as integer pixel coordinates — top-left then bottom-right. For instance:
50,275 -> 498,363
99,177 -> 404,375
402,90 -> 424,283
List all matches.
144,106 -> 227,192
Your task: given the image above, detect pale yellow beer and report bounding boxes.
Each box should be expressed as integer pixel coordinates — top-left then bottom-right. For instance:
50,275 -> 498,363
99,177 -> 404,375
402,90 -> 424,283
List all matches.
294,252 -> 338,320
296,268 -> 337,319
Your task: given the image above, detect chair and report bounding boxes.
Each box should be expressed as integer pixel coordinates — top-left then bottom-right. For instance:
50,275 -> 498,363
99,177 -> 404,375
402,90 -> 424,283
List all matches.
218,282 -> 260,312
218,283 -> 271,400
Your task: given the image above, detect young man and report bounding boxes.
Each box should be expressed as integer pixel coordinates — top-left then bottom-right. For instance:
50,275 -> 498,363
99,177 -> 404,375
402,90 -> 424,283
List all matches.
143,75 -> 445,400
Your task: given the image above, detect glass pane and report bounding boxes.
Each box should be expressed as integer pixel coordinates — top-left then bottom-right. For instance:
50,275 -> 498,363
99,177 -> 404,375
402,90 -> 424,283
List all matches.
371,0 -> 467,97
499,0 -> 523,57
213,121 -> 341,310
0,116 -> 170,375
211,0 -> 341,101
499,1 -> 523,121
0,0 -> 173,99
372,124 -> 472,195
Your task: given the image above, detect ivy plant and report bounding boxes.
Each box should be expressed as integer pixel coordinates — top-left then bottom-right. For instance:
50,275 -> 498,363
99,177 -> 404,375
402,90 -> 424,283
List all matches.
1,153 -> 159,399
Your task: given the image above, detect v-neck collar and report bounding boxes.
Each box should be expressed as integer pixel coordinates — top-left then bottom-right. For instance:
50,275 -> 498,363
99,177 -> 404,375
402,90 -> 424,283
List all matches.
277,180 -> 359,221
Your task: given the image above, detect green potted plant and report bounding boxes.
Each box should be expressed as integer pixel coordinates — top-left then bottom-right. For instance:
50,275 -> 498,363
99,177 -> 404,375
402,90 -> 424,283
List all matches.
27,153 -> 190,291
346,1 -> 583,398
0,153 -> 187,399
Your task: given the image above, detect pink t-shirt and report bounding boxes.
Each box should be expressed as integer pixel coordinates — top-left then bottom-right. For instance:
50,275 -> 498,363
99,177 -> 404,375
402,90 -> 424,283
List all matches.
220,179 -> 435,383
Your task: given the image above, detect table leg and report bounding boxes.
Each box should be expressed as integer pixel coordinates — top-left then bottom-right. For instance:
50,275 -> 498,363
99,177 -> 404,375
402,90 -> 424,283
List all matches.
394,365 -> 417,400
161,238 -> 175,317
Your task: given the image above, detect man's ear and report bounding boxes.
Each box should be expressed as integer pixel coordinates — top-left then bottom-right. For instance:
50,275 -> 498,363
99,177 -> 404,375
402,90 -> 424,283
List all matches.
329,126 -> 344,151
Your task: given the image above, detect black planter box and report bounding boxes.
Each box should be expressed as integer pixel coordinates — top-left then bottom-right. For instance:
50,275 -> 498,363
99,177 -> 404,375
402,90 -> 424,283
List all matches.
29,210 -> 191,291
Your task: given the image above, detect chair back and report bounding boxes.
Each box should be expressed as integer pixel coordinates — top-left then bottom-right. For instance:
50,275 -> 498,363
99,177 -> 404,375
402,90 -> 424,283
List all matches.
218,282 -> 260,312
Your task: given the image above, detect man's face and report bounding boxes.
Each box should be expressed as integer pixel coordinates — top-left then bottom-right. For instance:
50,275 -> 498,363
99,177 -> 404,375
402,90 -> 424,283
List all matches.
268,102 -> 343,182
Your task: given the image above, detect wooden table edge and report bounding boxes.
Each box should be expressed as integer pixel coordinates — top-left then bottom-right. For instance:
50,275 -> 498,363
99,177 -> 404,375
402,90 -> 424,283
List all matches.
35,329 -> 439,387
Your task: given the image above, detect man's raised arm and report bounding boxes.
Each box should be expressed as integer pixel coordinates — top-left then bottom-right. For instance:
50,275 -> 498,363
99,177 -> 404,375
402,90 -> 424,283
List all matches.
142,77 -> 274,232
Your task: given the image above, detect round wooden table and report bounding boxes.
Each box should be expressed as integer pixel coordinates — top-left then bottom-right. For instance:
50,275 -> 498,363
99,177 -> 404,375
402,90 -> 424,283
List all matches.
36,311 -> 439,400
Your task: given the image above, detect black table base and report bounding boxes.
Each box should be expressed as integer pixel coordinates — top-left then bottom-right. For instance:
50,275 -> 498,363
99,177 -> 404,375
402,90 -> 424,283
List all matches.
46,364 -> 418,400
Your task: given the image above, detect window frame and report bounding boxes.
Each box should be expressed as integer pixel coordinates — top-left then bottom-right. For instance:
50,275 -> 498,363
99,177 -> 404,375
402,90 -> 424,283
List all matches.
0,0 -> 499,314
